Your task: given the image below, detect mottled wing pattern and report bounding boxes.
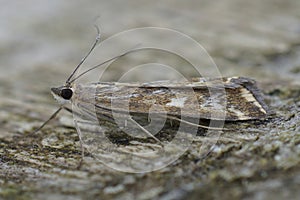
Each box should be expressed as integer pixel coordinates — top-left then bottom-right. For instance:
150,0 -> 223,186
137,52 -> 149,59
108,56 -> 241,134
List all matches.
75,77 -> 268,121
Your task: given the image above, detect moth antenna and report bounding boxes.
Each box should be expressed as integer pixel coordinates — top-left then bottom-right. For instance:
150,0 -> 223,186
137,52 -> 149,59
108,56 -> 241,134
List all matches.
69,46 -> 141,84
66,25 -> 101,85
31,107 -> 63,134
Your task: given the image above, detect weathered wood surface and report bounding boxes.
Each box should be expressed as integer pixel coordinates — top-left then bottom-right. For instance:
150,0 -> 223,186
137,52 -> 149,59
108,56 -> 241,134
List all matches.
1,1 -> 300,199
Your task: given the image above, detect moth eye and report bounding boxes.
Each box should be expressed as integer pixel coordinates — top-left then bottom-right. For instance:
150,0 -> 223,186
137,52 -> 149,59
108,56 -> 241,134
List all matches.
61,88 -> 73,100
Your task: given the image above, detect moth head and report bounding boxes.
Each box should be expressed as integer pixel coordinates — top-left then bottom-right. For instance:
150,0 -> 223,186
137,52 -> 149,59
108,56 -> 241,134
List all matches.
51,86 -> 73,104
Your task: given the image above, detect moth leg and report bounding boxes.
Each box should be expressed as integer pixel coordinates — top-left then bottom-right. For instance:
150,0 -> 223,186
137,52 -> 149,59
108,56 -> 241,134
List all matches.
127,116 -> 163,145
77,127 -> 85,169
62,107 -> 87,168
31,107 -> 63,134
62,106 -> 73,114
63,106 -> 84,119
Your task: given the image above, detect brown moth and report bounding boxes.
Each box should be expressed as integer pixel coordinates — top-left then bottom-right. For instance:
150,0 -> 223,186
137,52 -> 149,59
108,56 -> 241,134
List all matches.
47,76 -> 270,146
65,76 -> 268,131
35,28 -> 269,148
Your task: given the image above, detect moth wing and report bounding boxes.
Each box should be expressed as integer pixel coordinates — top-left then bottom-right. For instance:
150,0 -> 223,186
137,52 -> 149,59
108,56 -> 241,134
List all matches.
75,77 -> 268,122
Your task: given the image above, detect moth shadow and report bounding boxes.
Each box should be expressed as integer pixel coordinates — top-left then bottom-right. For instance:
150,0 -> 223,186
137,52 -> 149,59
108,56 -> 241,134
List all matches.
98,113 -> 216,146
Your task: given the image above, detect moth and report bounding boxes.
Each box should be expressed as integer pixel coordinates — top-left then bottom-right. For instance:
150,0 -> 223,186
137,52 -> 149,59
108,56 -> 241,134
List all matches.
51,76 -> 269,141
35,29 -> 269,152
